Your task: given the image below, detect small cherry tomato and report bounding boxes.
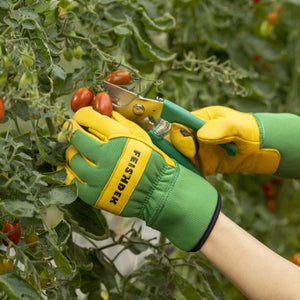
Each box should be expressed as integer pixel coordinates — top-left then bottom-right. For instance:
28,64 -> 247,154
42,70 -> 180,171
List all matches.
105,70 -> 131,85
259,20 -> 274,37
0,258 -> 14,275
24,233 -> 39,248
71,87 -> 94,112
2,221 -> 21,246
290,253 -> 300,266
57,130 -> 68,143
93,92 -> 113,116
0,99 -> 4,122
19,71 -> 32,89
267,12 -> 279,25
73,46 -> 83,59
22,51 -> 35,68
39,268 -> 55,287
267,199 -> 277,212
252,0 -> 261,3
63,49 -> 73,62
0,71 -> 8,87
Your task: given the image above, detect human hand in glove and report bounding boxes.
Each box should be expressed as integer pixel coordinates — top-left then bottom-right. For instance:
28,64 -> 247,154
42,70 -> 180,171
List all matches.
62,107 -> 221,252
170,106 -> 300,178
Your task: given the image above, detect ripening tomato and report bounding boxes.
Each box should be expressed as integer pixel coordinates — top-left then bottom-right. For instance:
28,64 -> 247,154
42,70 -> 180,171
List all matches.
2,221 -> 21,246
93,92 -> 113,116
39,268 -> 55,287
105,70 -> 131,85
267,199 -> 277,213
0,258 -> 14,275
0,98 -> 4,123
71,87 -> 94,112
267,12 -> 279,25
24,233 -> 39,248
290,253 -> 300,266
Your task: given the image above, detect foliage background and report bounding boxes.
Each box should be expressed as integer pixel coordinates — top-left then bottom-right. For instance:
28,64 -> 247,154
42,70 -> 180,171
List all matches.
0,0 -> 299,299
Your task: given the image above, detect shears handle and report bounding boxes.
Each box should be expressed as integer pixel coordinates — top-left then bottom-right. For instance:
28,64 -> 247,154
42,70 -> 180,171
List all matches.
148,130 -> 204,177
160,100 -> 238,157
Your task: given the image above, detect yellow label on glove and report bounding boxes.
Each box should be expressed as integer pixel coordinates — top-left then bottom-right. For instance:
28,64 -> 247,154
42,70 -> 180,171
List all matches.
94,139 -> 151,215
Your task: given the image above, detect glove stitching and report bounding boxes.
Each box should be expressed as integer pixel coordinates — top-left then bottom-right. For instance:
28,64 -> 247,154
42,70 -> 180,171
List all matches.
146,163 -> 180,227
138,164 -> 168,221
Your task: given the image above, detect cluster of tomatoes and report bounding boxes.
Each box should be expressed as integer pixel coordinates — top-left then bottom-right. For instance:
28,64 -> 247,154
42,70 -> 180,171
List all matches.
262,178 -> 282,212
70,70 -> 131,115
0,220 -> 39,275
255,1 -> 283,37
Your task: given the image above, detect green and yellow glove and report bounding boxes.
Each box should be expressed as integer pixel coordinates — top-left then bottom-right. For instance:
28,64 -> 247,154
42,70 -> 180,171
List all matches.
170,106 -> 300,178
63,107 -> 221,252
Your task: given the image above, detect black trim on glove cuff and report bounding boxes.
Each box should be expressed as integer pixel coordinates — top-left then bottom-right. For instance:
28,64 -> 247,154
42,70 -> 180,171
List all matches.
190,192 -> 222,252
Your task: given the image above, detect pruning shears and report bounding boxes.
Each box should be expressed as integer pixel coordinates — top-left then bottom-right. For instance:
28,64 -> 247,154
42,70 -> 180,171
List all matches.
104,81 -> 238,177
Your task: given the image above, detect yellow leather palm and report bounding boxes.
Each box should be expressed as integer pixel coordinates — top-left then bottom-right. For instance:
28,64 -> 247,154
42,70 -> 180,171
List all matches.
170,106 -> 280,176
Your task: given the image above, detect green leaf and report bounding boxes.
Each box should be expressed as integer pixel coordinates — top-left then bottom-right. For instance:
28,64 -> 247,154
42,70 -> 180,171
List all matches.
51,64 -> 66,90
113,25 -> 132,37
52,244 -> 73,274
172,273 -> 202,300
130,20 -> 176,62
46,184 -> 77,206
3,200 -> 36,217
0,0 -> 9,9
41,169 -> 67,184
141,11 -> 176,31
136,262 -> 169,287
0,273 -> 42,300
63,199 -> 109,240
32,0 -> 58,27
3,16 -> 18,28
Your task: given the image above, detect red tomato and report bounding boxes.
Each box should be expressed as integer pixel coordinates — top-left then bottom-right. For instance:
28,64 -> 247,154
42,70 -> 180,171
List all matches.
93,92 -> 113,116
0,98 -> 4,122
2,221 -> 21,246
253,0 -> 261,3
105,70 -> 131,85
267,200 -> 277,213
71,88 -> 94,112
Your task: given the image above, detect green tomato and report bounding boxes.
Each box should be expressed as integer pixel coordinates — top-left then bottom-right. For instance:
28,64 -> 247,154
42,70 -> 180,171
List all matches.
57,130 -> 68,143
0,72 -> 8,87
63,49 -> 73,61
4,56 -> 12,68
259,20 -> 274,37
43,205 -> 63,229
73,46 -> 83,59
19,71 -> 32,89
22,53 -> 35,68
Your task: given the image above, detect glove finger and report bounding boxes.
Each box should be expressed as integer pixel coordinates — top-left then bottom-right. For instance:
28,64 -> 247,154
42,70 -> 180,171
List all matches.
170,123 -> 199,159
64,120 -> 108,163
197,118 -> 239,145
72,177 -> 100,206
73,107 -> 131,140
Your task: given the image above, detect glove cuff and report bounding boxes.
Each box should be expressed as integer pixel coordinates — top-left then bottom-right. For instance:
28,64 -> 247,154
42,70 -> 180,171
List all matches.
143,162 -> 221,252
254,113 -> 300,178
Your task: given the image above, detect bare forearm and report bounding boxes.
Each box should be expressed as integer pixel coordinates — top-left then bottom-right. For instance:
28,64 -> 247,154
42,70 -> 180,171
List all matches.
201,212 -> 300,300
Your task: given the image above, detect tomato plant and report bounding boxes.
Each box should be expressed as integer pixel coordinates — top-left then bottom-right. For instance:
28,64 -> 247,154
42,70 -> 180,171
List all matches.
2,221 -> 21,246
105,70 -> 131,85
71,87 -> 94,112
93,92 -> 113,116
0,0 -> 299,299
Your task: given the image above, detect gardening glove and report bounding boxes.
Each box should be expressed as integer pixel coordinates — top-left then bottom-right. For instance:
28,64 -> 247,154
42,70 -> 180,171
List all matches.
62,107 -> 221,252
170,106 -> 300,178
